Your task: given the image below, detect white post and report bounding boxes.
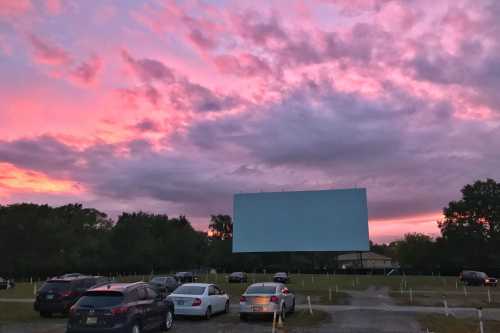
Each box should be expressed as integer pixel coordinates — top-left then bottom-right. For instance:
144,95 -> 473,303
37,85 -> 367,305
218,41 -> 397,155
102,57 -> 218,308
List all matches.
307,296 -> 313,315
329,287 -> 332,302
409,289 -> 413,304
443,296 -> 449,317
463,286 -> 467,297
478,308 -> 484,333
335,285 -> 339,293
455,280 -> 458,289
488,288 -> 491,304
30,277 -> 33,284
33,282 -> 37,296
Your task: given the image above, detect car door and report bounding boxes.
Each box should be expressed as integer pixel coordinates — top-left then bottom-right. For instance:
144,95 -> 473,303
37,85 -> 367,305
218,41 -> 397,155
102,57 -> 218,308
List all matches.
146,286 -> 164,328
207,285 -> 220,312
214,285 -> 227,312
137,287 -> 155,330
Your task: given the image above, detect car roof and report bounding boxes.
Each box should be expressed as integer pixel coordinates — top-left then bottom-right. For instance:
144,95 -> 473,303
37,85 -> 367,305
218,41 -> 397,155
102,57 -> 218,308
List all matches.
274,272 -> 288,275
248,282 -> 282,287
88,282 -> 147,292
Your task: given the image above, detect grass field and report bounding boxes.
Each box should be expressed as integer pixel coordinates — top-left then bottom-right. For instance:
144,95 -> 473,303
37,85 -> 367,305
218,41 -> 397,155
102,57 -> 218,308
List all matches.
418,314 -> 500,333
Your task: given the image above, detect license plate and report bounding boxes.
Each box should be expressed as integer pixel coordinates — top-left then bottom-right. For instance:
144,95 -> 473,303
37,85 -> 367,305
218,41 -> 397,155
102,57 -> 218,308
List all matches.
86,317 -> 97,325
46,294 -> 54,300
252,305 -> 264,312
177,300 -> 184,305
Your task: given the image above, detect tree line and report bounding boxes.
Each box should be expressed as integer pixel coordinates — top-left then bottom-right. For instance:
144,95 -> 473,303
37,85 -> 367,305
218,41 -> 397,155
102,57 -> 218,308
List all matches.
1,179 -> 499,279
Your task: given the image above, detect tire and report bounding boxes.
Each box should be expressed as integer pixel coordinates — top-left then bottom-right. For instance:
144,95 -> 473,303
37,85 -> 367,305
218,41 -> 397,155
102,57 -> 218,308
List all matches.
130,322 -> 141,333
240,313 -> 247,321
280,305 -> 286,321
39,311 -> 51,318
224,301 -> 230,313
161,308 -> 174,331
290,299 -> 295,313
204,306 -> 212,320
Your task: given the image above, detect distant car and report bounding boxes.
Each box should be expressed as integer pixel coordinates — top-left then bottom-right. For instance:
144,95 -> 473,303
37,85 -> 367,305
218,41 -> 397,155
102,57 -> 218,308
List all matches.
228,272 -> 248,283
0,277 -> 8,290
239,282 -> 295,321
175,272 -> 197,284
167,283 -> 229,319
66,282 -> 174,332
34,275 -> 109,317
149,276 -> 179,295
273,272 -> 289,283
460,271 -> 497,287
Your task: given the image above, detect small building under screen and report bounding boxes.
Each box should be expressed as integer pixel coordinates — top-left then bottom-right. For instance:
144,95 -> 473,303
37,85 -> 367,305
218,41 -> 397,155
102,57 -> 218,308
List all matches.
233,188 -> 369,253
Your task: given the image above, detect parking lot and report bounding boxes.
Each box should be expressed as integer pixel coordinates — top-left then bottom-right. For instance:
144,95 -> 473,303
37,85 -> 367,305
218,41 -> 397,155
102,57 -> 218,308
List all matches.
2,274 -> 500,333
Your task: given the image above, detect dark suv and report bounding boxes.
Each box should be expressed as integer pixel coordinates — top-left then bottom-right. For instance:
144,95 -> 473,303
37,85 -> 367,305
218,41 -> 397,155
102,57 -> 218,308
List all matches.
34,275 -> 108,317
66,282 -> 174,332
460,270 -> 498,287
174,272 -> 197,284
149,276 -> 179,296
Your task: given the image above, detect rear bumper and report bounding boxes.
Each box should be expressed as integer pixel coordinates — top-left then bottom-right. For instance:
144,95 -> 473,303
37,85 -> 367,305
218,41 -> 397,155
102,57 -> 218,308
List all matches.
240,303 -> 280,314
34,300 -> 72,313
174,305 -> 206,316
66,325 -> 127,333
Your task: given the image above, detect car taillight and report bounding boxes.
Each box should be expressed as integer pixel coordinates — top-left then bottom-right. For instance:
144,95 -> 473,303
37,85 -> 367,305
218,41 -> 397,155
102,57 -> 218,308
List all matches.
192,298 -> 202,306
270,296 -> 279,303
240,296 -> 246,302
111,306 -> 129,315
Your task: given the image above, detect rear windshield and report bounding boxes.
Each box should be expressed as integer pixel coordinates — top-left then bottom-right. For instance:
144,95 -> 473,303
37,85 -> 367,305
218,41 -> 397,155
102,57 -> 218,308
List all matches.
78,291 -> 124,307
230,272 -> 243,276
40,281 -> 71,292
173,285 -> 205,295
275,273 -> 287,277
246,286 -> 277,294
151,277 -> 166,283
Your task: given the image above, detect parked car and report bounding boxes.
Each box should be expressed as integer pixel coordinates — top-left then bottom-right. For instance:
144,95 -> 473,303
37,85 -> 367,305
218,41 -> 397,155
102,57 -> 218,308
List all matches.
34,275 -> 109,317
66,281 -> 174,332
0,277 -> 8,290
149,276 -> 179,295
273,272 -> 290,283
228,272 -> 248,283
175,272 -> 197,284
460,271 -> 497,287
167,283 -> 229,319
239,282 -> 295,321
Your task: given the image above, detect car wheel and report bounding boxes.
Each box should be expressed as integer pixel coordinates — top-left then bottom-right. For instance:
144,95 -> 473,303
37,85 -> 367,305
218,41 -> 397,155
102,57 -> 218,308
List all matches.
161,308 -> 174,331
240,313 -> 247,321
39,311 -> 51,318
224,301 -> 230,313
205,306 -> 212,320
280,305 -> 286,321
130,322 -> 141,333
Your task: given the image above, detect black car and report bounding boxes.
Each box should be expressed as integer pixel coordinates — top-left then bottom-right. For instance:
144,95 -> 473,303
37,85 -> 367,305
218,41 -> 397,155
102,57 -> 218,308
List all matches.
34,275 -> 109,317
149,276 -> 179,295
228,272 -> 248,283
174,272 -> 197,284
66,282 -> 174,332
273,272 -> 290,283
460,270 -> 498,287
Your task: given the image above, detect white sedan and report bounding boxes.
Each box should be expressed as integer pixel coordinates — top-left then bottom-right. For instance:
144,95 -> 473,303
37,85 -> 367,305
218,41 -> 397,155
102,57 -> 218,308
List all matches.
167,283 -> 230,319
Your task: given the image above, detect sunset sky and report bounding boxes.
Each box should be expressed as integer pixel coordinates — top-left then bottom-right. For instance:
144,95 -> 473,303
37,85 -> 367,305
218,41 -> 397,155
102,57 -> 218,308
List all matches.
1,0 -> 499,243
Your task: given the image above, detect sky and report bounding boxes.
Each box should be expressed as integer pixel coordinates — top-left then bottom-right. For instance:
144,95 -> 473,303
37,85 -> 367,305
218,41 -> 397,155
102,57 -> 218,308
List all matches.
1,0 -> 499,243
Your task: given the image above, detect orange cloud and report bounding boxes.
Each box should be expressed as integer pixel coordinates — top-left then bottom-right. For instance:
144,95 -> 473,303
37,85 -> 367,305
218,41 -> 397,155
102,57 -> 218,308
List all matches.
0,162 -> 83,194
369,212 -> 443,243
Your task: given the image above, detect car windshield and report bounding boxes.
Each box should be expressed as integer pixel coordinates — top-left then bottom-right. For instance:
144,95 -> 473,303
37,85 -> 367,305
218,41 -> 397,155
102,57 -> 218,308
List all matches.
173,285 -> 205,295
275,273 -> 287,277
40,281 -> 71,292
78,291 -> 124,308
245,286 -> 277,294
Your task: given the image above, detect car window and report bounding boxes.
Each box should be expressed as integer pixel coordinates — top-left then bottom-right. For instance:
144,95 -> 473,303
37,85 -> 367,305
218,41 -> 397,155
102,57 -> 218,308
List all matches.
146,287 -> 158,299
214,286 -> 223,295
208,285 -> 216,295
174,285 -> 206,295
245,286 -> 277,294
78,291 -> 124,307
40,281 -> 71,292
137,287 -> 148,300
127,289 -> 140,302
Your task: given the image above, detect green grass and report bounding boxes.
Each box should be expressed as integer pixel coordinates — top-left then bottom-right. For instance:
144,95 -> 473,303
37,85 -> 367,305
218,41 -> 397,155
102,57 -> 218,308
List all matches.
212,309 -> 331,328
0,283 -> 36,299
0,302 -> 64,323
417,314 -> 500,333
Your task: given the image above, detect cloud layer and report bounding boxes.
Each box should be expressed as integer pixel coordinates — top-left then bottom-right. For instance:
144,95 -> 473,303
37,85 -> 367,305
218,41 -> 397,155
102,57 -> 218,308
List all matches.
1,0 -> 500,241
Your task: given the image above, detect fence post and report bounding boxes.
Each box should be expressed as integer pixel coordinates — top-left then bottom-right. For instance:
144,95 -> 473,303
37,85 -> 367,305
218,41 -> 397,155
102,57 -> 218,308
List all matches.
307,296 -> 313,315
272,311 -> 277,333
487,288 -> 491,304
463,286 -> 468,297
478,308 -> 484,333
335,285 -> 339,293
33,282 -> 37,296
409,289 -> 413,304
443,295 -> 449,317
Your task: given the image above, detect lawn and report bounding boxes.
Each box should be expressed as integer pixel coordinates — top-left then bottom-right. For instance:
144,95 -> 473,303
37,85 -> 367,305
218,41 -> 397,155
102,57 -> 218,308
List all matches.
0,302 -> 64,323
417,314 -> 500,333
0,282 -> 37,299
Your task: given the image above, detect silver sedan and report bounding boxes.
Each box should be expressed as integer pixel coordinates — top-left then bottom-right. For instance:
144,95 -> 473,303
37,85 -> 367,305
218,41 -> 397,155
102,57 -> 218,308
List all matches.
239,282 -> 295,321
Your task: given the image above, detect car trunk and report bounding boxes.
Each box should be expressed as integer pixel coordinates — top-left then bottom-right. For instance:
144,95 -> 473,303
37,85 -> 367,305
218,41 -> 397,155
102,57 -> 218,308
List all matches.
243,294 -> 274,305
70,291 -> 125,328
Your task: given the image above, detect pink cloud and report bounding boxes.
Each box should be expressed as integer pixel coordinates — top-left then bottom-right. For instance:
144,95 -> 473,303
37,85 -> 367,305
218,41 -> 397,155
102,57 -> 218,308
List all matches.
70,55 -> 101,85
0,0 -> 32,18
28,34 -> 71,65
214,53 -> 273,77
44,0 -> 62,16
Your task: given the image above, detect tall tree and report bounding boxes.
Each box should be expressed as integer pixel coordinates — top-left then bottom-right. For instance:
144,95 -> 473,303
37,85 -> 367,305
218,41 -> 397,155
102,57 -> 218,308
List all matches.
208,215 -> 233,240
